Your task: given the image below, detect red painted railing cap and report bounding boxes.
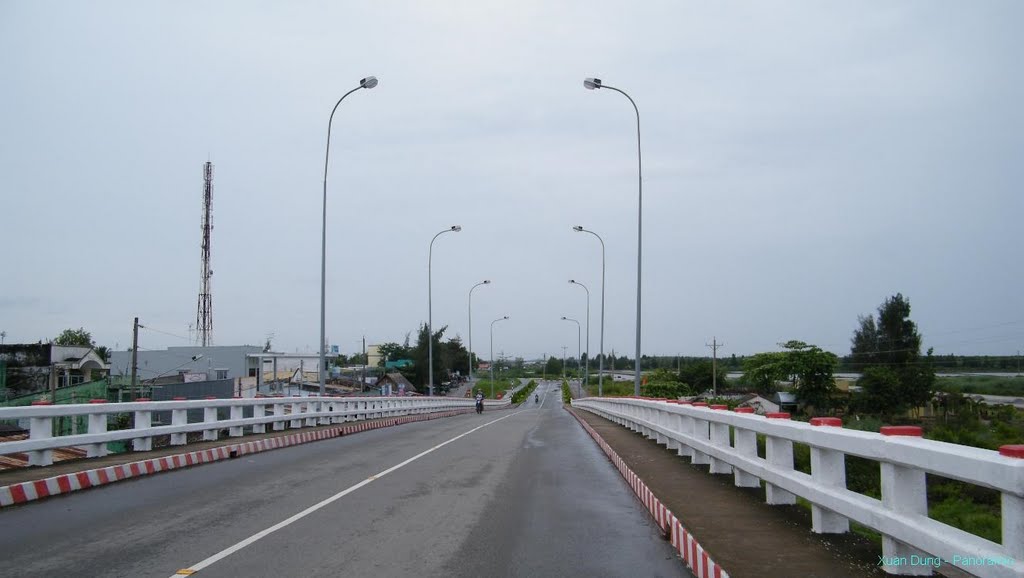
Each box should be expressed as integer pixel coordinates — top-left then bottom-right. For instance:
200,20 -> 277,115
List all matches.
999,445 -> 1024,459
173,396 -> 187,400
89,399 -> 107,404
205,395 -> 217,400
710,404 -> 728,410
135,397 -> 151,402
256,394 -> 267,398
692,402 -> 709,407
665,400 -> 683,404
31,400 -> 53,405
810,417 -> 843,427
676,401 -> 693,405
880,425 -> 923,437
734,407 -> 755,413
766,412 -> 791,419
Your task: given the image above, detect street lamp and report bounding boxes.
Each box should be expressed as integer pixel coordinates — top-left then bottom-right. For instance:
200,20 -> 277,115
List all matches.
568,279 -> 590,392
573,226 -> 605,395
489,316 -> 509,398
467,280 -> 491,384
583,77 -> 643,396
561,317 -> 581,397
319,75 -> 378,397
428,225 -> 461,396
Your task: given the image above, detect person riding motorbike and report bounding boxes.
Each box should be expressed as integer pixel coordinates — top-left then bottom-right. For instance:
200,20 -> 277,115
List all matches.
534,394 -> 539,404
475,391 -> 484,414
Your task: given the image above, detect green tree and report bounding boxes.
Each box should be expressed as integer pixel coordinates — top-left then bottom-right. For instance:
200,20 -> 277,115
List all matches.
544,356 -> 561,377
679,360 -> 728,394
376,340 -> 411,367
851,294 -> 934,415
54,328 -> 94,347
741,351 -> 788,395
781,340 -> 838,412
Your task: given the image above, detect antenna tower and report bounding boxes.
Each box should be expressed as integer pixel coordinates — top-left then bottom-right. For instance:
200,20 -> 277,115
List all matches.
196,161 -> 214,347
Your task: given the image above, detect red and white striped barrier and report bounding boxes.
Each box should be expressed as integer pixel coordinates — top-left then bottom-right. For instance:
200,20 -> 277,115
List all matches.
566,408 -> 730,578
0,408 -> 475,508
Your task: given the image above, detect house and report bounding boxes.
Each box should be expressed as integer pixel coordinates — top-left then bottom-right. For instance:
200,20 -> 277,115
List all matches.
1,343 -> 109,397
735,394 -> 780,415
377,372 -> 415,396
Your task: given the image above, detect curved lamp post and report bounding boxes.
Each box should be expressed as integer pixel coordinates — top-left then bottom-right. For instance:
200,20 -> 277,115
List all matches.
583,77 -> 642,396
569,279 -> 590,393
572,226 -> 605,396
561,316 -> 581,397
489,316 -> 509,398
320,75 -> 378,397
467,280 -> 491,383
428,225 -> 461,396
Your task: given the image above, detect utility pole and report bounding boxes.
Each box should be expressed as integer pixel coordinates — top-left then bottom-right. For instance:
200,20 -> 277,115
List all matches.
562,346 -> 568,379
130,317 -> 140,400
361,336 -> 366,388
706,337 -> 724,397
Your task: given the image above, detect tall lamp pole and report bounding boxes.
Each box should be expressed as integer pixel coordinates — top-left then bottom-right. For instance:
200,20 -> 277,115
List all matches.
490,316 -> 509,398
428,225 -> 462,396
583,77 -> 643,396
573,226 -> 605,396
319,75 -> 378,397
561,317 -> 581,397
569,279 -> 590,393
467,280 -> 491,384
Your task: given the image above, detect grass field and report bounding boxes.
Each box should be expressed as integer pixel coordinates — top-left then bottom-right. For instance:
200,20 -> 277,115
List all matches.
935,374 -> 1024,396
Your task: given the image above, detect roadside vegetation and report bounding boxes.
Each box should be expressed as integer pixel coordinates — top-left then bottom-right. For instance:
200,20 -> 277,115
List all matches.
561,381 -> 572,404
510,380 -> 537,404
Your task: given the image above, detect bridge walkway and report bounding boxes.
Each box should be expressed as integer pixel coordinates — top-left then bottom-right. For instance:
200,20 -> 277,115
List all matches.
572,407 -> 896,578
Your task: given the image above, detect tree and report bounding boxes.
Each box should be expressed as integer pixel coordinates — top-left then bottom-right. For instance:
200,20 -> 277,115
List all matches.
544,356 -> 561,377
851,294 -> 934,415
54,328 -> 94,347
679,360 -> 728,394
376,341 -> 411,367
741,341 -> 838,411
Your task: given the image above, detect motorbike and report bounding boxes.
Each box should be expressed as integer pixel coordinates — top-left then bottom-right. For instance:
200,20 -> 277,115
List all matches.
475,398 -> 484,414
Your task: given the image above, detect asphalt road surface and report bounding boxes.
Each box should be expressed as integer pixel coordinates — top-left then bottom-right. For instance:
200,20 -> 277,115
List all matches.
0,380 -> 689,578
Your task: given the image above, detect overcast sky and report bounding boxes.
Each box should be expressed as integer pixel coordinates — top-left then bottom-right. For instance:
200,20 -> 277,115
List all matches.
2,1 -> 1022,362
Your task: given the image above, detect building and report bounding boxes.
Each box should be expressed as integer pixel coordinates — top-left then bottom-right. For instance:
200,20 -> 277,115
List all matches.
367,344 -> 382,368
1,344 -> 109,397
109,345 -> 263,384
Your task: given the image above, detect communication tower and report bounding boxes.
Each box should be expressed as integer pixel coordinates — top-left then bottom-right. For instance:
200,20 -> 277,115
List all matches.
196,161 -> 214,346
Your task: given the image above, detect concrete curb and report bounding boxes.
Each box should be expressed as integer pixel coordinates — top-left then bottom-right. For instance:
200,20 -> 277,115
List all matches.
0,408 -> 474,508
566,407 -> 731,578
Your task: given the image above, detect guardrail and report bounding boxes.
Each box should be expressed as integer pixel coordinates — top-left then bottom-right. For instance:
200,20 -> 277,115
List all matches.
572,397 -> 1024,578
1,395 -> 509,467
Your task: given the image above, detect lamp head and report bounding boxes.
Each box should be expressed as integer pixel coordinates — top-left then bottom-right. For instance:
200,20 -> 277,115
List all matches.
569,279 -> 576,284
561,316 -> 567,320
483,279 -> 491,284
451,225 -> 462,232
191,354 -> 203,361
572,225 -> 583,232
503,315 -> 509,320
583,78 -> 602,90
360,76 -> 378,89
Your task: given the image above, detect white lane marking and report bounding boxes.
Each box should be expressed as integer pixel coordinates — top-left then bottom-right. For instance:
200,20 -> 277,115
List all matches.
169,411 -> 522,577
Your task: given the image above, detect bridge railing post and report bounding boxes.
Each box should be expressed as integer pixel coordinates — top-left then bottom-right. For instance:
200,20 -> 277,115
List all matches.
764,412 -> 796,505
809,417 -> 849,534
170,397 -> 188,445
708,405 -> 733,474
1001,445 -> 1024,562
133,398 -> 153,451
664,401 -> 681,451
272,398 -> 286,431
252,395 -> 267,434
305,400 -> 318,427
732,408 -> 760,488
86,399 -> 109,457
229,397 -> 244,437
202,396 -> 219,441
690,403 -> 711,465
28,400 -> 54,466
675,402 -> 695,459
879,426 -> 931,576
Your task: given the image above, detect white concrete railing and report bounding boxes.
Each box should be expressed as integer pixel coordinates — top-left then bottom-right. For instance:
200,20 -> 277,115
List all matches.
0,395 -> 508,467
572,397 -> 1024,578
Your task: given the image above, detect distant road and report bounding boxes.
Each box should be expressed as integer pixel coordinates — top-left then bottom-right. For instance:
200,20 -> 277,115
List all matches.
0,380 -> 688,577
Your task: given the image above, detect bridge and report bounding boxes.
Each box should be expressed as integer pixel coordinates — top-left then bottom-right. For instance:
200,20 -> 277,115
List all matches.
0,385 -> 1021,578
